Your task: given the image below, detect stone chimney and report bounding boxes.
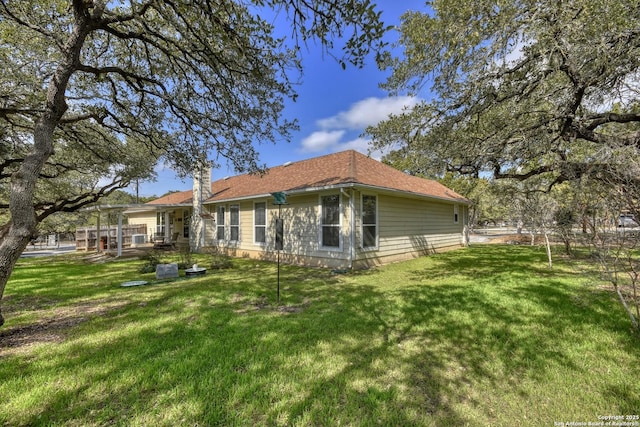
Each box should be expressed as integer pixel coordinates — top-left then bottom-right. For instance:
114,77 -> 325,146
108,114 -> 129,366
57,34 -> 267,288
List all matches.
190,161 -> 212,252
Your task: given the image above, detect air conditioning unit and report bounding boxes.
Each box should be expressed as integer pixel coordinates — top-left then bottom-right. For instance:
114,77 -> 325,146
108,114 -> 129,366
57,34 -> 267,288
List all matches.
131,234 -> 146,246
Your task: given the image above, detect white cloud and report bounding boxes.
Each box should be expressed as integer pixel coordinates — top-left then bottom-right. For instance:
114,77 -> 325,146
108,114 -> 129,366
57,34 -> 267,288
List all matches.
298,96 -> 419,158
316,96 -> 419,130
300,130 -> 346,152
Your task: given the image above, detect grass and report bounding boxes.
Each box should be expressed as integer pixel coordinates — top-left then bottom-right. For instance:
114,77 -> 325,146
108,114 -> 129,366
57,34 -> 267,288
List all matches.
1,245 -> 639,426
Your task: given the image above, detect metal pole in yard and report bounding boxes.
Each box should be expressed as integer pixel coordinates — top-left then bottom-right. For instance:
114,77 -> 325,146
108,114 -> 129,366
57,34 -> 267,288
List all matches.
271,192 -> 286,305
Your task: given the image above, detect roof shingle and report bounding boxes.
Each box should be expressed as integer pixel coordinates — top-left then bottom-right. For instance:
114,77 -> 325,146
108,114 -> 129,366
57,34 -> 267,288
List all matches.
147,150 -> 469,205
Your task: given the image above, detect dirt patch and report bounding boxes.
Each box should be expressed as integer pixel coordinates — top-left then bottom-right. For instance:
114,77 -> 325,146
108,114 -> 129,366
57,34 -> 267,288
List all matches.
277,305 -> 307,314
233,295 -> 310,315
0,300 -> 128,358
0,316 -> 82,354
486,234 -> 533,244
475,232 -> 565,245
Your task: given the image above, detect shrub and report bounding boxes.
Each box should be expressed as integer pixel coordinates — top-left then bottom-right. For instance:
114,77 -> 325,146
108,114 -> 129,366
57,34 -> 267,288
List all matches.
177,245 -> 193,269
139,250 -> 164,273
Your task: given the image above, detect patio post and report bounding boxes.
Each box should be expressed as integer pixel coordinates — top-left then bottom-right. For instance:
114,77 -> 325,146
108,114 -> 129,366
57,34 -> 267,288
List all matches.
117,211 -> 123,257
96,211 -> 101,253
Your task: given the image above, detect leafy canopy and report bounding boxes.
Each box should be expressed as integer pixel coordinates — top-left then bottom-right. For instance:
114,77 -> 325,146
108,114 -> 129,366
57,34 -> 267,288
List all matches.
368,0 -> 640,190
0,0 -> 387,220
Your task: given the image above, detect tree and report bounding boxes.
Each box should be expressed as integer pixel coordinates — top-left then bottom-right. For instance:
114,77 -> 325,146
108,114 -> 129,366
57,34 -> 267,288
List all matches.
571,169 -> 640,332
367,0 -> 640,190
366,0 -> 640,331
380,153 -> 501,229
0,0 -> 387,326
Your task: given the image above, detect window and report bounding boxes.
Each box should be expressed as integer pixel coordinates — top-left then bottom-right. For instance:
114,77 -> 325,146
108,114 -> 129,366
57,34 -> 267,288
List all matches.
216,206 -> 225,240
321,194 -> 341,248
230,204 -> 240,242
156,211 -> 165,236
454,204 -> 459,224
362,195 -> 377,249
183,209 -> 191,238
254,202 -> 266,244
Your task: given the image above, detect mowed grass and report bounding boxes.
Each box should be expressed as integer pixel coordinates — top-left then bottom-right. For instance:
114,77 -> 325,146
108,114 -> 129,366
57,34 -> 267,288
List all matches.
1,245 -> 639,426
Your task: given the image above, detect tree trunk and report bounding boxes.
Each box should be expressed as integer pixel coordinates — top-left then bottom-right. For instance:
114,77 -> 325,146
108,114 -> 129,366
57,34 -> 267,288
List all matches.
0,118 -> 62,327
614,284 -> 639,332
0,124 -> 57,326
0,5 -> 91,326
544,231 -> 553,269
0,229 -> 33,327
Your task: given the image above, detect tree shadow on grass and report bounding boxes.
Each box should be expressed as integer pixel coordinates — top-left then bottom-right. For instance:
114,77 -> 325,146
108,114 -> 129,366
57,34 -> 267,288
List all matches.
2,246 -> 640,426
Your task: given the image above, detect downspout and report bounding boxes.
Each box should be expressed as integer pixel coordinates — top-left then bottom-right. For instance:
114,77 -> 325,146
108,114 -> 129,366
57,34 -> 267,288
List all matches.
341,187 -> 356,270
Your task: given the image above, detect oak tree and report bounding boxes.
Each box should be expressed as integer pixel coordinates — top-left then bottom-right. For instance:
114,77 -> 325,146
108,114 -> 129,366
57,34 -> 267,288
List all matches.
367,0 -> 640,331
0,0 -> 386,326
368,0 -> 640,189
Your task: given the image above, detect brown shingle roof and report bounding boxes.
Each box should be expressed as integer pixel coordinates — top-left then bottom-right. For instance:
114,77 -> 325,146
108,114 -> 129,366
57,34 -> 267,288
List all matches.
148,150 -> 469,205
146,189 -> 193,205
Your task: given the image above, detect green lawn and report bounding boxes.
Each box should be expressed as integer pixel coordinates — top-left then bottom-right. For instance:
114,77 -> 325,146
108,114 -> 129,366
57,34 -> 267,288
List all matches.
1,245 -> 638,426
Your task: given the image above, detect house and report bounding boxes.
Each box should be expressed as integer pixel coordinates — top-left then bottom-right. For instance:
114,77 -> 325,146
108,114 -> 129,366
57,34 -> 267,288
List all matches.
125,150 -> 471,269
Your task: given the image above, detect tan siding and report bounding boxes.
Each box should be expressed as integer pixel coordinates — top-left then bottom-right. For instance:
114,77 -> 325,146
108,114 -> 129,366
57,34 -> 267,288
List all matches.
239,201 -> 254,246
354,194 -> 464,268
125,212 -> 156,241
202,205 -> 216,246
196,190 -> 465,269
205,192 -> 351,267
126,209 -> 195,247
278,193 -> 319,254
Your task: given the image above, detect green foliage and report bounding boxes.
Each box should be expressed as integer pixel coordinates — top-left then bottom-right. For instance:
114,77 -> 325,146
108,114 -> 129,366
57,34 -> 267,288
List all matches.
1,247 -> 639,425
0,0 -> 388,325
138,251 -> 164,274
436,173 -> 496,226
554,207 -> 576,230
368,0 -> 640,192
554,206 -> 577,254
1,0 -> 387,181
177,245 -> 193,270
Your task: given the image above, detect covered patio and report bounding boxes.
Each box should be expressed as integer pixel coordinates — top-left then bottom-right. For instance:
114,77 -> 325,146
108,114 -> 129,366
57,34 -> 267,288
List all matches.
81,203 -> 192,257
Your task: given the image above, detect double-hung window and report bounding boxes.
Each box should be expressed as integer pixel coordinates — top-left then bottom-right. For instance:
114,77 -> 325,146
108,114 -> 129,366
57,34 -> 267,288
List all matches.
216,206 -> 225,241
321,194 -> 341,248
254,202 -> 266,244
230,204 -> 240,242
362,195 -> 377,249
156,212 -> 165,237
454,204 -> 459,224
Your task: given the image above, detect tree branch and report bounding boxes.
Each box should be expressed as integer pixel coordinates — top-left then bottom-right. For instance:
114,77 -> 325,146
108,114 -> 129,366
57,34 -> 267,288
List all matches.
585,112 -> 640,130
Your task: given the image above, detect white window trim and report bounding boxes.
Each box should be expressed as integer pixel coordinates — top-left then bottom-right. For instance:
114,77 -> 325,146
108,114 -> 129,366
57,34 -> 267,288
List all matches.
454,204 -> 459,224
156,211 -> 165,236
319,193 -> 343,251
361,193 -> 379,251
253,201 -> 268,246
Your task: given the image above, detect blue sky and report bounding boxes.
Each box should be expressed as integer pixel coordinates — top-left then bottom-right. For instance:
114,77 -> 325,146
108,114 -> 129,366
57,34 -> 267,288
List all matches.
131,0 -> 426,198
